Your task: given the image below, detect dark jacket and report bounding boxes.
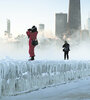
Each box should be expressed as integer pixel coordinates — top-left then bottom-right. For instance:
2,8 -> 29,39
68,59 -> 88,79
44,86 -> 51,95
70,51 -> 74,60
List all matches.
63,43 -> 70,52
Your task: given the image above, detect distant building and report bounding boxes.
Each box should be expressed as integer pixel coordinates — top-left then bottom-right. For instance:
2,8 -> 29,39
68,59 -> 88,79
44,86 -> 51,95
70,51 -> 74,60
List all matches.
55,13 -> 67,39
55,0 -> 81,41
87,18 -> 90,31
68,0 -> 81,32
81,29 -> 90,41
39,24 -> 45,31
38,24 -> 45,38
5,19 -> 11,38
7,19 -> 10,34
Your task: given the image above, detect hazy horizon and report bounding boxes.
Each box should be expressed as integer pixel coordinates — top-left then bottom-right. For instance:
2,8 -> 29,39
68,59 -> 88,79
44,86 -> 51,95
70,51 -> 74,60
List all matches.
0,0 -> 90,37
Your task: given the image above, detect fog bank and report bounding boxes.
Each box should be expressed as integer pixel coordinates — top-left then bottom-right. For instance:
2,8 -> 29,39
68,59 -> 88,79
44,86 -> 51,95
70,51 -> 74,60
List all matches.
0,36 -> 90,60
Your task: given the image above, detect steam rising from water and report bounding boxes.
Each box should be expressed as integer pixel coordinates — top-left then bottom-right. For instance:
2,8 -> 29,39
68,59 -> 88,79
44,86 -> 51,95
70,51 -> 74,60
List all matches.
0,36 -> 90,61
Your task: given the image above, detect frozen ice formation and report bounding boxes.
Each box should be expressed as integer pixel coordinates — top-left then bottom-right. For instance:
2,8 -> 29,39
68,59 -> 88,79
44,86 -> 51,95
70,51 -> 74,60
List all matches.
0,60 -> 90,96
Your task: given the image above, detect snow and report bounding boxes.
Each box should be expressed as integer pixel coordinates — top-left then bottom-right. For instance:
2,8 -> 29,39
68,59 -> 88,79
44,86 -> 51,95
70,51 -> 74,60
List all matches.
0,59 -> 90,97
1,77 -> 90,100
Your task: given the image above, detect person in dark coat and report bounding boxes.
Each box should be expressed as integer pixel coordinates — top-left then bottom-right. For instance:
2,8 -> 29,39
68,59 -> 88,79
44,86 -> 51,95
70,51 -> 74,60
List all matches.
62,41 -> 70,60
26,26 -> 38,61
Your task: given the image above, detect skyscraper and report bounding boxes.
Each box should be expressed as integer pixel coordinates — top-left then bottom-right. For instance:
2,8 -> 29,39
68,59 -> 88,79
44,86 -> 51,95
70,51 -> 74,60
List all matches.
87,18 -> 90,31
68,0 -> 81,31
39,24 -> 45,31
55,13 -> 67,38
38,24 -> 45,38
4,19 -> 11,38
7,19 -> 10,34
81,29 -> 90,41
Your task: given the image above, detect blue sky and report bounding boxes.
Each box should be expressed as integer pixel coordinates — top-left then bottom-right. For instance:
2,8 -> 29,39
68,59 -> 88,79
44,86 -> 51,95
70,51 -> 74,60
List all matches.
0,0 -> 90,36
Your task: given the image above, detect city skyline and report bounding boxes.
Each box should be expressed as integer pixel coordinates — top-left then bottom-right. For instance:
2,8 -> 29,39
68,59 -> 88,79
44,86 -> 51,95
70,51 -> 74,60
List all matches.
0,0 -> 90,36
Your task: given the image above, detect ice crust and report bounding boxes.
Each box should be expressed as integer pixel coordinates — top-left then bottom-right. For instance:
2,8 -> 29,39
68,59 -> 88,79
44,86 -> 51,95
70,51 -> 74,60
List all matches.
0,60 -> 90,96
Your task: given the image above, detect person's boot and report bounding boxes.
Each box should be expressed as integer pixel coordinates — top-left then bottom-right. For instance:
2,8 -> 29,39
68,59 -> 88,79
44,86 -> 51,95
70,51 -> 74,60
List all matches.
30,56 -> 34,61
28,56 -> 35,61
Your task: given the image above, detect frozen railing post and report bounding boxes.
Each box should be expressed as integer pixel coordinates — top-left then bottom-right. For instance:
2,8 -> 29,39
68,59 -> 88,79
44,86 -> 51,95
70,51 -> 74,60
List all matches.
0,60 -> 90,96
0,63 -> 3,97
0,75 -> 1,97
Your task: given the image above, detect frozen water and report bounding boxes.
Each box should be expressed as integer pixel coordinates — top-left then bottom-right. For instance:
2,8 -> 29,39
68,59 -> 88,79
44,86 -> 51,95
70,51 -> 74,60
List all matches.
1,76 -> 90,100
0,60 -> 90,96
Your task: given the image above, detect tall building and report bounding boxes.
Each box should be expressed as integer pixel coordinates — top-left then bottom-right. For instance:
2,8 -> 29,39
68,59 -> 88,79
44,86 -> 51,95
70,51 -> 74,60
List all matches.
4,19 -> 11,38
68,0 -> 81,31
39,24 -> 45,31
81,29 -> 90,41
7,19 -> 10,34
88,18 -> 90,31
38,24 -> 45,38
55,13 -> 67,38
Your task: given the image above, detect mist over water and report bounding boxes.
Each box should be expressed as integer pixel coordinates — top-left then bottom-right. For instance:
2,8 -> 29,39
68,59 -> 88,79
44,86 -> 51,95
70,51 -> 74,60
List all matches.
0,35 -> 90,61
36,40 -> 90,60
70,42 -> 90,60
0,39 -> 29,60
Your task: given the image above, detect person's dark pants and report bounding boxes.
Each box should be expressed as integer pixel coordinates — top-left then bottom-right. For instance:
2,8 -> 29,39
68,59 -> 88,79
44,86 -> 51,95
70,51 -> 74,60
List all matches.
64,51 -> 69,60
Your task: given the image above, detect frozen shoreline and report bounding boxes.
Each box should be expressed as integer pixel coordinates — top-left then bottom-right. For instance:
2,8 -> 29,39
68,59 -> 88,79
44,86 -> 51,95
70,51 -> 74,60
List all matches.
1,77 -> 90,100
0,60 -> 90,97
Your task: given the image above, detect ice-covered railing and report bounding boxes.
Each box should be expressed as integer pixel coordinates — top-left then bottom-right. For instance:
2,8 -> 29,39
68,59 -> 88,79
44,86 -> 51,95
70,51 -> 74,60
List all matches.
0,60 -> 90,96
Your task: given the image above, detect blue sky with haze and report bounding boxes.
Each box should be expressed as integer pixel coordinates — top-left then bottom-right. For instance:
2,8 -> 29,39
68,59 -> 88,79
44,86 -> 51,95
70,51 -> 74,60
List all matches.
0,0 -> 90,36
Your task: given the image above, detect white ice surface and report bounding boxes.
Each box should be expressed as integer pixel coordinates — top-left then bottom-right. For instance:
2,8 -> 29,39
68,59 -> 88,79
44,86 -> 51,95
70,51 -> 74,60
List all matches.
1,77 -> 90,100
0,60 -> 90,97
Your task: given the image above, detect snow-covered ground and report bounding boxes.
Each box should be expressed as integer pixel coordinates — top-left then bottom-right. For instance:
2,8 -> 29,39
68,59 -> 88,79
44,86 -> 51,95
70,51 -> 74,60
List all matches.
1,77 -> 90,100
